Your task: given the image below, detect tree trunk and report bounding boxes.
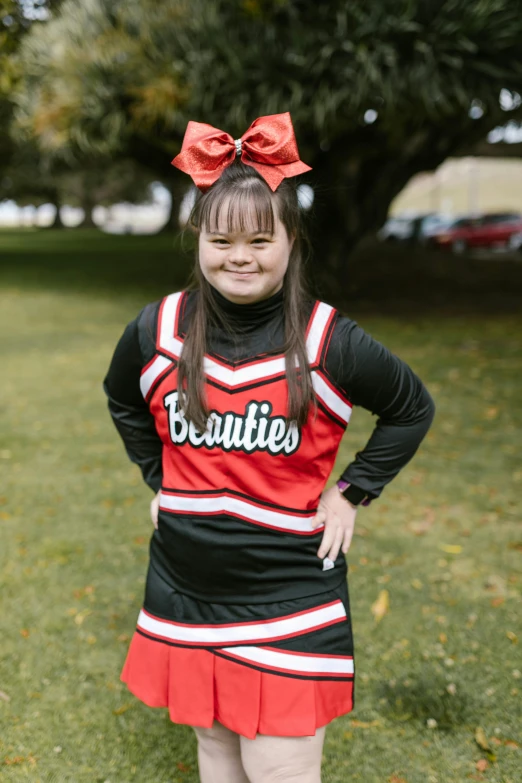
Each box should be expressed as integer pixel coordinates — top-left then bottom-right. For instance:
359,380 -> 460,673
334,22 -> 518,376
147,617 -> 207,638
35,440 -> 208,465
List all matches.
156,177 -> 183,234
304,114 -> 504,304
49,202 -> 65,229
79,195 -> 98,229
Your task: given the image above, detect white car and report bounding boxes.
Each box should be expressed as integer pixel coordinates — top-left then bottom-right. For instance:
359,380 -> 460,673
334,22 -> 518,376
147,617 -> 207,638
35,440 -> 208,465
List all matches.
378,213 -> 455,244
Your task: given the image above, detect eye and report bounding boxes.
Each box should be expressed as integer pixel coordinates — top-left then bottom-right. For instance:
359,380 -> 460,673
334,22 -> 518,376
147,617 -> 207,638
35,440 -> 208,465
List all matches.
252,237 -> 270,244
212,238 -> 229,245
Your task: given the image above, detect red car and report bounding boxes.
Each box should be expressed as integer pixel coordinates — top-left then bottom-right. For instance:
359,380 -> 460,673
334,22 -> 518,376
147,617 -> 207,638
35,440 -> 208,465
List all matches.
432,212 -> 522,253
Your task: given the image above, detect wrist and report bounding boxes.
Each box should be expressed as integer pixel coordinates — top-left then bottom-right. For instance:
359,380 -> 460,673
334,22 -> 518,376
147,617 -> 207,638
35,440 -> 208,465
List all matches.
336,479 -> 372,507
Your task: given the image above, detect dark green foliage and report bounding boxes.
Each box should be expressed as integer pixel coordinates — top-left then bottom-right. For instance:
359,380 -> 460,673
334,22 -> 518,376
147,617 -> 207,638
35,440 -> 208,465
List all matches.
8,1 -> 522,283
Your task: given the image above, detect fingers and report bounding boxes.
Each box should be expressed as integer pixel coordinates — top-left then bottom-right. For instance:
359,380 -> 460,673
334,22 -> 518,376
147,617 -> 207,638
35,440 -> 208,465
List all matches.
341,525 -> 354,555
318,524 -> 344,561
310,510 -> 326,530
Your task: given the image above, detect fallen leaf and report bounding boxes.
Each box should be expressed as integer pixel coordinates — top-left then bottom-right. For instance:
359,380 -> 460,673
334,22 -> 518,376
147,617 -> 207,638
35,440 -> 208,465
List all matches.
389,776 -> 407,783
506,631 -> 518,643
74,609 -> 92,626
350,719 -> 381,728
490,597 -> 504,607
408,507 -> 435,535
504,739 -> 519,749
475,727 -> 497,761
177,762 -> 192,772
371,590 -> 390,623
483,407 -> 498,420
475,727 -> 491,752
4,757 -> 25,765
475,759 -> 488,772
411,579 -> 423,590
439,544 -> 462,554
112,703 -> 134,715
20,629 -> 30,638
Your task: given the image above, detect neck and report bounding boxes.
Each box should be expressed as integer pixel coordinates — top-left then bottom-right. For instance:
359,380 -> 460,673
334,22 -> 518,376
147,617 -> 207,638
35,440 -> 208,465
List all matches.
208,284 -> 285,327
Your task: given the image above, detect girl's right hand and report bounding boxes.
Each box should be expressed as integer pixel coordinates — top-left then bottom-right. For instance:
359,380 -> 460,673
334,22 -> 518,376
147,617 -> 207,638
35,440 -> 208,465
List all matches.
150,490 -> 161,529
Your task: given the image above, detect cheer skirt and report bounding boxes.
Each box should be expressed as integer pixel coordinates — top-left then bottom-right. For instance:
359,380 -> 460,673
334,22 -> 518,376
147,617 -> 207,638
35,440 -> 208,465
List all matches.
120,578 -> 355,738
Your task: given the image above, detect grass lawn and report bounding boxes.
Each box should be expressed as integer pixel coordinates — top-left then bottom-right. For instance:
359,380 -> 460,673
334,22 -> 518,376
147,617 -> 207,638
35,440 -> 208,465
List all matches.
0,230 -> 520,782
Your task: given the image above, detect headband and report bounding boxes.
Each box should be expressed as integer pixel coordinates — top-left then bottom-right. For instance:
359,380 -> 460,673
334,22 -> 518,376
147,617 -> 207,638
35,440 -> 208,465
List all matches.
170,111 -> 311,193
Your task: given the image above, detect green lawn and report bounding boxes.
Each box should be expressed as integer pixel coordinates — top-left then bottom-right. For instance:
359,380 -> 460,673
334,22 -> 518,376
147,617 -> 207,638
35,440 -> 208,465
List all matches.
0,230 -> 520,782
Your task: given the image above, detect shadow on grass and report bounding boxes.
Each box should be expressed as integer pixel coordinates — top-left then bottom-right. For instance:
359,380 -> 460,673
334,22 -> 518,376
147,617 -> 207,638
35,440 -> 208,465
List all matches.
0,228 -> 195,301
2,228 -> 522,314
376,666 -> 474,731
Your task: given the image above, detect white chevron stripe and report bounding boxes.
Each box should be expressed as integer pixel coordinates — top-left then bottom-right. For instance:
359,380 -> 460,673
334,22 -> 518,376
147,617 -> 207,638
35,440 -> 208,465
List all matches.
311,373 -> 352,424
157,293 -> 337,387
202,355 -> 287,386
221,645 -> 354,675
140,355 -> 173,399
158,292 -> 185,358
137,600 -> 346,645
155,294 -> 351,420
306,302 -> 334,365
159,492 -> 322,534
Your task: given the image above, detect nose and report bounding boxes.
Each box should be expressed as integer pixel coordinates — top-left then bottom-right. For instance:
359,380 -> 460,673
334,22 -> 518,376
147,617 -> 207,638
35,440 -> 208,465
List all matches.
226,243 -> 255,266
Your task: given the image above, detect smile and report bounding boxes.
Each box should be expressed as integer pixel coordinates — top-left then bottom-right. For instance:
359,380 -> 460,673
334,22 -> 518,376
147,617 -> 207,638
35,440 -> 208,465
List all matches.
226,271 -> 258,277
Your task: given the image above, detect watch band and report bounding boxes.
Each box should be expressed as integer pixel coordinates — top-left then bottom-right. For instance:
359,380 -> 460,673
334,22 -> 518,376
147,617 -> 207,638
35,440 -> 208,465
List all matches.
336,479 -> 372,507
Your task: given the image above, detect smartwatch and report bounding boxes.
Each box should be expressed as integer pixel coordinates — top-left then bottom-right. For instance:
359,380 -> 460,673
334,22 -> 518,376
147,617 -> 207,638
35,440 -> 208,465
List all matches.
336,479 -> 372,507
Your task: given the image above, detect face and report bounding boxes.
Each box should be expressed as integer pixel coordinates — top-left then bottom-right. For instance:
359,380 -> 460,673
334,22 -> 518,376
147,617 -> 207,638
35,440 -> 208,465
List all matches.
198,198 -> 294,304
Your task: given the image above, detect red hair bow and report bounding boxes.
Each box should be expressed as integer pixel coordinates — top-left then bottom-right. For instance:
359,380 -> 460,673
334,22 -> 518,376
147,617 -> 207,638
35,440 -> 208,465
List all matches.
171,111 -> 311,192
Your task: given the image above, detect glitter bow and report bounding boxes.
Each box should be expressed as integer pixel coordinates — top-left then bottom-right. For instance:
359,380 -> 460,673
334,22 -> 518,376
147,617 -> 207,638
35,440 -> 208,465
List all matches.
171,111 -> 311,192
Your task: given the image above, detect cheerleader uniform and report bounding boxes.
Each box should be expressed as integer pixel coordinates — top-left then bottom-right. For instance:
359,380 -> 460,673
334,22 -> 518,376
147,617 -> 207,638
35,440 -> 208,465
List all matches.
103,284 -> 435,739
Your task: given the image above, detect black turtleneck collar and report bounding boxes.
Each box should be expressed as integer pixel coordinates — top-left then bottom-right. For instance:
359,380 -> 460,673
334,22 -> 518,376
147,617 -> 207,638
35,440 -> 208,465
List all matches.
208,284 -> 285,328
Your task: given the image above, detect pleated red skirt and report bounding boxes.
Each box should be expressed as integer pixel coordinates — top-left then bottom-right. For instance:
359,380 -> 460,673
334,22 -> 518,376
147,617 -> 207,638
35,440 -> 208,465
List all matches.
120,582 -> 355,739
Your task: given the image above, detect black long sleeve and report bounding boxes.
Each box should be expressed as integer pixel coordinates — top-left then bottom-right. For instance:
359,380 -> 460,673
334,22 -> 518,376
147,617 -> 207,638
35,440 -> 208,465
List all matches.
103,306 -> 163,493
324,314 -> 436,500
103,294 -> 435,502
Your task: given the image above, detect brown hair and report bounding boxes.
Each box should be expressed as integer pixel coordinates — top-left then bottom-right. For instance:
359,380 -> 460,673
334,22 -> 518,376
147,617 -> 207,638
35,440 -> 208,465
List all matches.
177,160 -> 318,433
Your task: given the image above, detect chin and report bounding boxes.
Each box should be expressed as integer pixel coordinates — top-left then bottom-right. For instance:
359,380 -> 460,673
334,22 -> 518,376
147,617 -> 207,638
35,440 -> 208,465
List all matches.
221,278 -> 262,298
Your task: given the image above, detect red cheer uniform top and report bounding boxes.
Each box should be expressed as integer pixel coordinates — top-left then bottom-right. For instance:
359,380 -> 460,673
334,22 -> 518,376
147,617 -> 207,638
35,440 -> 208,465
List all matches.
140,290 -> 353,604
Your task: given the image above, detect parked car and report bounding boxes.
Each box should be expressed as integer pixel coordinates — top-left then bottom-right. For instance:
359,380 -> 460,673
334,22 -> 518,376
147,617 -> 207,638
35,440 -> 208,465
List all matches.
377,213 -> 455,244
431,212 -> 522,253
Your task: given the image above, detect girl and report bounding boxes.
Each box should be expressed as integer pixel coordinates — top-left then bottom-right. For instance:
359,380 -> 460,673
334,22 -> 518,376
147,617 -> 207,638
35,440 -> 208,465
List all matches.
103,112 -> 435,783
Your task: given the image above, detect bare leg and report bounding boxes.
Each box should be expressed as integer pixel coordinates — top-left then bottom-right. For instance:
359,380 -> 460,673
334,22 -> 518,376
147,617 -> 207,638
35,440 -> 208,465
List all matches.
240,726 -> 326,783
193,721 -> 251,783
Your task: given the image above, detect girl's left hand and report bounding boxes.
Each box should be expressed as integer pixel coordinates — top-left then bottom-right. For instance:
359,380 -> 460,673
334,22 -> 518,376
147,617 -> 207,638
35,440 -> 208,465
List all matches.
310,485 -> 358,561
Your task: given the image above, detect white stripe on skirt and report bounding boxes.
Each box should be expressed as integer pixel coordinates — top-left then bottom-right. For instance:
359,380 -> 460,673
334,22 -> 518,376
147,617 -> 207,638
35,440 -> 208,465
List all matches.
137,600 -> 346,646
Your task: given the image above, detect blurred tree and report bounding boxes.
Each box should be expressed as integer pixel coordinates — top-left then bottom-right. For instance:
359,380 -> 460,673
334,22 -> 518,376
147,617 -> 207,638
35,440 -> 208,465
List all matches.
11,0 -> 522,286
11,0 -> 189,231
1,1 -> 66,223
2,148 -> 157,228
58,159 -> 155,228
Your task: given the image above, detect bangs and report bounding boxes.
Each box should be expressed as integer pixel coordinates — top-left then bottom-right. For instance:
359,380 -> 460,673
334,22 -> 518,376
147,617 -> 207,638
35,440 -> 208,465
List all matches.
195,178 -> 277,236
